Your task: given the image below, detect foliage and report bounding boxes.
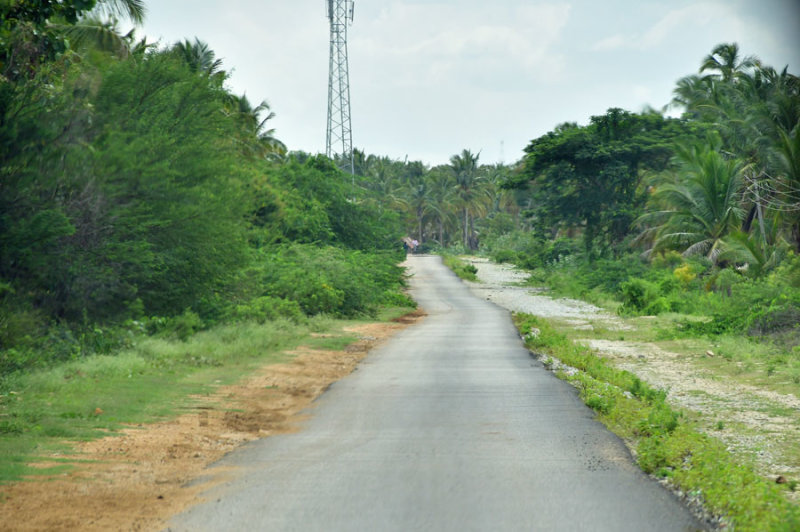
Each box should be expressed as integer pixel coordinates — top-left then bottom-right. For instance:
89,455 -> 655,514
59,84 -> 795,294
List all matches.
350,149 -> 512,252
0,11 -> 408,373
510,109 -> 705,255
441,254 -> 478,282
258,244 -> 406,318
635,134 -> 748,262
261,155 -> 403,251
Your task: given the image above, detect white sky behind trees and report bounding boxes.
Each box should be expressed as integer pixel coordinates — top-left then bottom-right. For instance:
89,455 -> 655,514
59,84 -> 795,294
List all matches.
138,0 -> 800,167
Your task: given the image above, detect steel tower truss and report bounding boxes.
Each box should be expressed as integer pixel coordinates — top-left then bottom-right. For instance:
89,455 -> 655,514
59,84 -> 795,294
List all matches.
326,0 -> 354,174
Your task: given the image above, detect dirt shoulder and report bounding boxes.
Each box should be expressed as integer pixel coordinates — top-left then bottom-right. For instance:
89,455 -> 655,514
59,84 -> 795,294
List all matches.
0,311 -> 424,531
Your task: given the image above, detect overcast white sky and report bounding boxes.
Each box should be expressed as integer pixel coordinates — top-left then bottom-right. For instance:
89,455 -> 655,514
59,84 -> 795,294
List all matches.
138,1 -> 800,167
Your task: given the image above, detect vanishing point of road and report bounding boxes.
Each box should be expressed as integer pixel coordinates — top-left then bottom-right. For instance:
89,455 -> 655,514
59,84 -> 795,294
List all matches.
169,255 -> 703,531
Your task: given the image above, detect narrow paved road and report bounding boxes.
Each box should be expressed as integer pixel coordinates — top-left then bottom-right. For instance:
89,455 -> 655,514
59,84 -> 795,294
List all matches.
169,255 -> 703,531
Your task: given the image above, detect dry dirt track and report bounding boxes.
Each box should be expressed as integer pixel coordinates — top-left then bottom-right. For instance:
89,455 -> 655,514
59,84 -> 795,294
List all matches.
168,255 -> 703,531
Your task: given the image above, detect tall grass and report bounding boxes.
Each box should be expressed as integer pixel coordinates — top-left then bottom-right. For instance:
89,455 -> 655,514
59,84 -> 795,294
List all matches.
0,318 -> 333,483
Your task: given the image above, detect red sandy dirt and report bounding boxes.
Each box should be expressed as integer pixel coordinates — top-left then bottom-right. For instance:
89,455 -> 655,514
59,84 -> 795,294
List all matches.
0,311 -> 424,531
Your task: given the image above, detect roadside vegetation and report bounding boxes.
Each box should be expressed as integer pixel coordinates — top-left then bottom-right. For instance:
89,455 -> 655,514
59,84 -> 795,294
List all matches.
514,313 -> 800,531
0,1 -> 414,482
441,254 -> 478,282
2,0 -> 798,527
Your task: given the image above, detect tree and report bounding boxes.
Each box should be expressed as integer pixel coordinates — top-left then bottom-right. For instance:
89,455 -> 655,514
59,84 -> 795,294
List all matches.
700,42 -> 758,83
172,38 -> 224,78
635,136 -> 747,262
426,166 -> 457,246
671,43 -> 800,257
514,109 -> 700,255
228,94 -> 287,159
450,149 -> 488,249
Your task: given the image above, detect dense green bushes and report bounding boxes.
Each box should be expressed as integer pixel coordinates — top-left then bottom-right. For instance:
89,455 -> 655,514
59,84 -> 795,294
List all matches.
490,232 -> 800,346
258,244 -> 407,318
0,35 -> 409,375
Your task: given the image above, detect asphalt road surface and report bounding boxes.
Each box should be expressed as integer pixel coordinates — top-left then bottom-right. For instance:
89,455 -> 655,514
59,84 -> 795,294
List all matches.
169,255 -> 703,531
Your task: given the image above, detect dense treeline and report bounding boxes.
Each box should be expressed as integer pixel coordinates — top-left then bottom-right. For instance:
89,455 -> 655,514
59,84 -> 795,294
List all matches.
2,0 -> 797,374
501,44 -> 799,343
0,1 -> 407,373
351,43 -> 799,346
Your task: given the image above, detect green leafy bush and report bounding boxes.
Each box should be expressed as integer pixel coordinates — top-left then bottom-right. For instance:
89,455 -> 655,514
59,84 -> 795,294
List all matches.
619,278 -> 661,314
259,244 -> 405,318
231,296 -> 305,324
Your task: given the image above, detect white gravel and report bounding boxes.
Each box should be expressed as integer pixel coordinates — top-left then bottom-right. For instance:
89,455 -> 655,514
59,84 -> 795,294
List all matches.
463,257 -> 619,324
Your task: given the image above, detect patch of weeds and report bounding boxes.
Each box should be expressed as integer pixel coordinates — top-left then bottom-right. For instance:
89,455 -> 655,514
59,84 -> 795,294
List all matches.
304,333 -> 358,351
441,254 -> 479,282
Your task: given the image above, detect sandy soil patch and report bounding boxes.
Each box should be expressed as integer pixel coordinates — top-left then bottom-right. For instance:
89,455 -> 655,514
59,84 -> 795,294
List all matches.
0,311 -> 424,531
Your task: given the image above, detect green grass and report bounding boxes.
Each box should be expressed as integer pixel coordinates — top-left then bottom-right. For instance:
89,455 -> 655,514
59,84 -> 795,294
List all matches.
0,310 -> 413,484
440,254 -> 479,282
514,312 -> 800,531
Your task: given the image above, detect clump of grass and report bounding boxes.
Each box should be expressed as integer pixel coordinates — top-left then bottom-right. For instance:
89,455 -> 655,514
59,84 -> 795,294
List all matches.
441,254 -> 479,282
514,312 -> 800,530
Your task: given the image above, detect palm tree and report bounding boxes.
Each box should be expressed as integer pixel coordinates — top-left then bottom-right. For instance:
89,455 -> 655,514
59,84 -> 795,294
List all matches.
173,38 -> 224,77
91,0 -> 146,24
774,126 -> 800,250
55,0 -> 147,58
227,94 -> 286,159
635,137 -> 748,262
700,43 -> 759,83
62,17 -> 143,58
718,228 -> 786,277
427,166 -> 457,246
403,175 -> 432,244
450,149 -> 490,249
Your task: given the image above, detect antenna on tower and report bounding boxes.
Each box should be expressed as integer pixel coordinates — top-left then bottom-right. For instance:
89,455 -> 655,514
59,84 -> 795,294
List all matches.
326,0 -> 355,174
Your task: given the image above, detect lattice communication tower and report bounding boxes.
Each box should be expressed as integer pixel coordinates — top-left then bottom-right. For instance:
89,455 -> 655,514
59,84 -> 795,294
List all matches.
326,0 -> 355,174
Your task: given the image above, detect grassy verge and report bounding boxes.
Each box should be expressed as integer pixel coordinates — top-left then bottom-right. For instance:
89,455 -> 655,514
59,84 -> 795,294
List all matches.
0,307 -> 413,484
440,254 -> 479,281
514,312 -> 799,531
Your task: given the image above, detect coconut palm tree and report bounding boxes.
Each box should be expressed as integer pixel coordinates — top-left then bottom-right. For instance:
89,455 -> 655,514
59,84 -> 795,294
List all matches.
227,94 -> 286,159
700,42 -> 759,83
427,166 -> 457,246
91,0 -> 146,24
635,137 -> 748,262
774,126 -> 800,250
55,0 -> 147,58
173,38 -> 224,77
450,149 -> 490,249
62,16 -> 143,58
403,175 -> 432,244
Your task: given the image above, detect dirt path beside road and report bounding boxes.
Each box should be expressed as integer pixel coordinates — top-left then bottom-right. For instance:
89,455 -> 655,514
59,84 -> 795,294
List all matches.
0,313 -> 423,531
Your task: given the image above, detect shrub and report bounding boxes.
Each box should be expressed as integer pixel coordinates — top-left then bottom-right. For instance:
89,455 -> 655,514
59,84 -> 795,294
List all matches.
259,244 -> 405,317
163,309 -> 205,341
231,296 -> 304,324
619,278 -> 661,315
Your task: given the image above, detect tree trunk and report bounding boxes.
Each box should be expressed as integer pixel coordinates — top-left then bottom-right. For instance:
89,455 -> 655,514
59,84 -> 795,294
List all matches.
463,209 -> 469,248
